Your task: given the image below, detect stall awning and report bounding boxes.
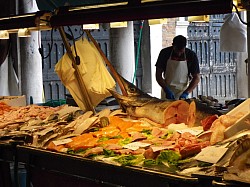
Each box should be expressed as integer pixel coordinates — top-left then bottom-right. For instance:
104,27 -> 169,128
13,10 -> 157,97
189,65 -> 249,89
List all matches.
49,0 -> 233,27
0,0 -> 233,30
35,0 -> 124,11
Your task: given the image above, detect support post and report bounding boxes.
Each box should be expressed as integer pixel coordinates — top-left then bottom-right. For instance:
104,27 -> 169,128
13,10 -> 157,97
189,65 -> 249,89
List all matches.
58,26 -> 95,113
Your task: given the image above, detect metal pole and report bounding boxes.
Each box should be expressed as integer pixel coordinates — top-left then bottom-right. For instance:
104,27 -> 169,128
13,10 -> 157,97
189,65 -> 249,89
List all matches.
85,30 -> 128,96
247,11 -> 250,97
58,26 -> 95,113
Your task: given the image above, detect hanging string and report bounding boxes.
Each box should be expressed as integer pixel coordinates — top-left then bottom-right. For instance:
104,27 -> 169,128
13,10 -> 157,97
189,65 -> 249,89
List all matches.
133,20 -> 144,84
232,4 -> 250,26
38,28 -> 54,59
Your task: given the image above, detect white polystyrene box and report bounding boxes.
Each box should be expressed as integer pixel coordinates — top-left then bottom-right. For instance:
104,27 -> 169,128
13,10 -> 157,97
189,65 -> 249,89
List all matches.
0,95 -> 26,107
224,98 -> 250,138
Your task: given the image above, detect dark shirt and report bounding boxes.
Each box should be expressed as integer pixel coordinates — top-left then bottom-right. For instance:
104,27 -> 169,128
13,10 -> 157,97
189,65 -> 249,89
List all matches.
155,46 -> 200,75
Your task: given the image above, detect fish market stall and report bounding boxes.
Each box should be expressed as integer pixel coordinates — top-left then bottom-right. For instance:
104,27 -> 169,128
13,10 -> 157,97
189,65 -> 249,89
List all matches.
1,92 -> 250,186
1,35 -> 250,186
1,1 -> 250,186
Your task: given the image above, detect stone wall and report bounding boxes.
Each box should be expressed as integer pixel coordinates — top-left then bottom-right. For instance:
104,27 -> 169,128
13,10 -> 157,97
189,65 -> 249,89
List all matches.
162,18 -> 177,48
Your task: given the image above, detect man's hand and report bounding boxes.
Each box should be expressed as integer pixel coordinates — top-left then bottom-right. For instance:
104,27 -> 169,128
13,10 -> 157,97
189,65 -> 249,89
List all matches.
164,86 -> 175,99
179,91 -> 189,100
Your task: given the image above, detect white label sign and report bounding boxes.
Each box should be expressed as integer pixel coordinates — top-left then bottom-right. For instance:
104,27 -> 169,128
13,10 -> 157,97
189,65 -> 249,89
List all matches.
151,145 -> 175,152
194,146 -> 228,164
177,127 -> 203,136
123,142 -> 151,151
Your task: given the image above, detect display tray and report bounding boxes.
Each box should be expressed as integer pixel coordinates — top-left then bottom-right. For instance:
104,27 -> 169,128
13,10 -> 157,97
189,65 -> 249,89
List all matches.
16,145 -> 199,187
0,142 -> 23,187
223,173 -> 250,186
191,171 -> 222,181
0,142 -> 18,161
212,179 -> 250,187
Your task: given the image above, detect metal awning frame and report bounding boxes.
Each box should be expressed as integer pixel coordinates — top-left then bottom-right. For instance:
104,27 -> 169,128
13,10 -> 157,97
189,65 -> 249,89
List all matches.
50,0 -> 233,27
0,0 -> 234,31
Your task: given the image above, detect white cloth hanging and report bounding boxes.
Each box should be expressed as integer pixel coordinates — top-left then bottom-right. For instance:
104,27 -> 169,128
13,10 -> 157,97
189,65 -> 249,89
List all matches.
220,13 -> 247,52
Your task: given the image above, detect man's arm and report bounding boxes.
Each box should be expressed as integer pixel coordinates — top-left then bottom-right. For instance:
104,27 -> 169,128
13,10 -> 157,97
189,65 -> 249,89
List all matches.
184,73 -> 200,94
155,67 -> 167,89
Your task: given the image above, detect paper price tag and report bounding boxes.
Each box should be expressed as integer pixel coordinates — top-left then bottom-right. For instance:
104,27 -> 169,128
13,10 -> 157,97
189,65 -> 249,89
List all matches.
123,142 -> 151,151
194,146 -> 228,164
151,145 -> 175,152
177,127 -> 203,136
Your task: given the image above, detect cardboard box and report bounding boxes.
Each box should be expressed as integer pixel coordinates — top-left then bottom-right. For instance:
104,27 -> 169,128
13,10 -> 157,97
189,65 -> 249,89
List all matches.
224,98 -> 250,138
0,95 -> 26,107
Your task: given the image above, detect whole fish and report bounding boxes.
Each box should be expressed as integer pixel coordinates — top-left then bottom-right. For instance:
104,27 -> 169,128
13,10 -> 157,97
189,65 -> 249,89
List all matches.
117,73 -> 154,99
111,75 -> 222,127
109,89 -> 220,127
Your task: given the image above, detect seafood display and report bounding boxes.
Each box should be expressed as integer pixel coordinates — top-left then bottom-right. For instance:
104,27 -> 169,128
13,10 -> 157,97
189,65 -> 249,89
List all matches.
0,78 -> 250,185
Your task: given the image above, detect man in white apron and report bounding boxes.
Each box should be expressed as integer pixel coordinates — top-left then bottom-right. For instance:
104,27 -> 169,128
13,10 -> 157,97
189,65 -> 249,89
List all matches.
155,35 -> 200,100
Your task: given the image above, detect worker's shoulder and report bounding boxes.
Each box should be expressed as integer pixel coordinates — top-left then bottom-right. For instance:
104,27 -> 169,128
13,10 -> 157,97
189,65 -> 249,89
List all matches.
160,46 -> 172,53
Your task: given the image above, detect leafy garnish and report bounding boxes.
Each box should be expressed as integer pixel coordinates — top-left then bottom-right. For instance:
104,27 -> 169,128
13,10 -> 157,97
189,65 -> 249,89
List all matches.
67,148 -> 74,154
86,153 -> 98,158
103,149 -> 117,157
98,137 -> 110,142
114,155 -> 144,166
92,127 -> 100,132
161,132 -> 173,139
67,148 -> 86,154
156,150 -> 181,165
119,138 -> 132,146
144,159 -> 157,166
112,135 -> 123,139
141,129 -> 152,135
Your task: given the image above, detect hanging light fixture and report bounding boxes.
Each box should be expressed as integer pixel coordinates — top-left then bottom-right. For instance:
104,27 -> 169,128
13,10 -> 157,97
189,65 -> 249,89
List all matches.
188,15 -> 209,22
148,18 -> 167,26
83,24 -> 100,29
0,30 -> 9,39
18,28 -> 31,37
110,21 -> 127,28
233,0 -> 245,11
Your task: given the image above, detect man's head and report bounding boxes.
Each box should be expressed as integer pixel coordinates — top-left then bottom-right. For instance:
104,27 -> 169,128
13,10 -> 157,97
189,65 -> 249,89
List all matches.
172,35 -> 187,57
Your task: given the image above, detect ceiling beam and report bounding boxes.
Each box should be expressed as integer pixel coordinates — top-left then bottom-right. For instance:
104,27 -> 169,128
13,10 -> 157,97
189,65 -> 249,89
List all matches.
50,0 -> 233,27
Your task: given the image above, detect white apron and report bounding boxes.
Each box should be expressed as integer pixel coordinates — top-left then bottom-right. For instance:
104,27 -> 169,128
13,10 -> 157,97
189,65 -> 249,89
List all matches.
163,51 -> 189,99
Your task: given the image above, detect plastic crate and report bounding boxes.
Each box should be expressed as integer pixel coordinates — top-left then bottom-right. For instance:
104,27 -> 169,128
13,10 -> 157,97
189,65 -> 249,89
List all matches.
42,99 -> 66,107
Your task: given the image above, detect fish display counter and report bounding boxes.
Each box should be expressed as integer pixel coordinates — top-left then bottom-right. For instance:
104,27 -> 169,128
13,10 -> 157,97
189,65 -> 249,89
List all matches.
0,141 -> 21,187
16,145 -> 199,187
0,93 -> 250,186
212,180 -> 250,187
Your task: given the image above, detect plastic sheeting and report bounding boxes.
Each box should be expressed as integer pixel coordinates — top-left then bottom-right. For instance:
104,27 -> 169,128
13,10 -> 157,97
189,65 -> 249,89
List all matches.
220,13 -> 247,52
0,57 -> 20,96
55,37 -> 116,111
